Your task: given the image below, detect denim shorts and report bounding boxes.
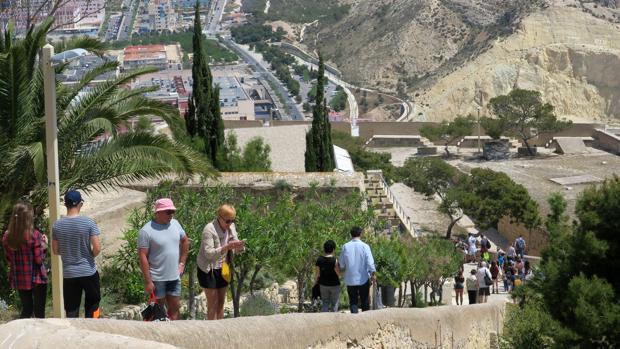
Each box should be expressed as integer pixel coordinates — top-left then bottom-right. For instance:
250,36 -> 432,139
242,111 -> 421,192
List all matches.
153,279 -> 181,299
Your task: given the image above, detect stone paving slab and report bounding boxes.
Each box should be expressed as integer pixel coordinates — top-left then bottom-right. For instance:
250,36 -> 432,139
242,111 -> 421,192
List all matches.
549,174 -> 603,186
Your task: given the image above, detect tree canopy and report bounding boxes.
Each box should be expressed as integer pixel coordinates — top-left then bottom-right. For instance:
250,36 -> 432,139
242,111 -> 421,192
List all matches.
503,178 -> 620,348
304,55 -> 335,172
186,1 -> 225,168
0,18 -> 212,227
420,115 -> 475,157
486,89 -> 571,155
398,157 -> 464,239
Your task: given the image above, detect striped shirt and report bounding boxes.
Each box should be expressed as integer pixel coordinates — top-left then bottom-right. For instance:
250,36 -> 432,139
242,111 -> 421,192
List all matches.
52,215 -> 100,278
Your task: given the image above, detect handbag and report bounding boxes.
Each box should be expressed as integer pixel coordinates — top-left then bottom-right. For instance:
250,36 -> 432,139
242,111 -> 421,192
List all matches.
484,270 -> 493,286
141,293 -> 168,322
221,261 -> 231,283
221,250 -> 232,283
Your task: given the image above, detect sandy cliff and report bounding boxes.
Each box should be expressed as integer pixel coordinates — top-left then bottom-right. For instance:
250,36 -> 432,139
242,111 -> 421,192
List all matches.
416,5 -> 620,122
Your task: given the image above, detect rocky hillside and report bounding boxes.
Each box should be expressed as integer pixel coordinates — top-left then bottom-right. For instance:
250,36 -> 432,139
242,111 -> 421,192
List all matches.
415,2 -> 620,122
258,0 -> 620,122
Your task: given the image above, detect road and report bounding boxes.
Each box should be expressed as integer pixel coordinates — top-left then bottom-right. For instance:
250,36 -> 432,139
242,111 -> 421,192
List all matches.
206,0 -> 227,36
291,56 -> 358,126
221,39 -> 304,120
117,0 -> 137,40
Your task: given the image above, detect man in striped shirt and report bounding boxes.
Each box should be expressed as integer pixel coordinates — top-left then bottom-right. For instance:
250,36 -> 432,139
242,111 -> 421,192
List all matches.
52,190 -> 102,318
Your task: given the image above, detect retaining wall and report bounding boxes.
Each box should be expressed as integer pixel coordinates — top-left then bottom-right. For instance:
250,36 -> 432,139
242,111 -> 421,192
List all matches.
0,301 -> 507,349
593,129 -> 620,154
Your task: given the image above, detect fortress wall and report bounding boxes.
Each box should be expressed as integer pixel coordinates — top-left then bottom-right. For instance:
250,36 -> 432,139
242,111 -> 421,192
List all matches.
0,301 -> 507,349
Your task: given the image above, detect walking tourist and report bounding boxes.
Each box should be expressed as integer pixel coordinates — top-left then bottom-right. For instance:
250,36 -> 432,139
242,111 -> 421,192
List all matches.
523,260 -> 534,283
466,269 -> 478,305
476,261 -> 492,303
197,204 -> 244,320
315,240 -> 341,312
507,244 -> 516,263
490,261 -> 500,294
138,198 -> 189,320
339,226 -> 376,313
52,190 -> 101,318
2,203 -> 48,318
467,233 -> 477,263
454,269 -> 465,305
480,234 -> 491,262
514,235 -> 527,259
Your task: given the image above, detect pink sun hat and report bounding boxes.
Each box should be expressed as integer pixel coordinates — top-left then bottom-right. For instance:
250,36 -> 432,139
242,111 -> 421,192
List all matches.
154,198 -> 176,213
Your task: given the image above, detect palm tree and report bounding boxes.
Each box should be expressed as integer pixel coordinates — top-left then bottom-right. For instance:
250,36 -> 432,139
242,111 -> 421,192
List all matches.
0,19 -> 214,225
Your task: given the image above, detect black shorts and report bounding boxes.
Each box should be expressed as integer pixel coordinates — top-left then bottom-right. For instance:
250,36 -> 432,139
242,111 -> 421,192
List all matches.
197,267 -> 229,289
478,287 -> 490,296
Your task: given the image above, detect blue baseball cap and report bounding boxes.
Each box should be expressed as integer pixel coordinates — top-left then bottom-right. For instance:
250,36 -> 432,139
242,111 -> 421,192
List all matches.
64,190 -> 83,207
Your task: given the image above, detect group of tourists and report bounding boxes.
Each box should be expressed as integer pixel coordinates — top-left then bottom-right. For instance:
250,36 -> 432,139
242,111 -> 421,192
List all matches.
455,233 -> 533,305
3,190 -> 379,320
314,227 -> 377,313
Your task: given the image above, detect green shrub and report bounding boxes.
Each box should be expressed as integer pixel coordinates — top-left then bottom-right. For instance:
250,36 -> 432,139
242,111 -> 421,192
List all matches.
240,294 -> 278,317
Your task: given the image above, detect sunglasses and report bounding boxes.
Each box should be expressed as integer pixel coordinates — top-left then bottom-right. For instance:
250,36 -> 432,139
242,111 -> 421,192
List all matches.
164,210 -> 175,215
220,217 -> 235,224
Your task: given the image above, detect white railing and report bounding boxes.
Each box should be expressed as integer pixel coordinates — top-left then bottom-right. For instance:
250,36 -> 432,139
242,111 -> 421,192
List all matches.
370,172 -> 420,238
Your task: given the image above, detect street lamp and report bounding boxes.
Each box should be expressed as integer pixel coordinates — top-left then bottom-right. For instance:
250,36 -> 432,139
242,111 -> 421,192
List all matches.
42,44 -> 64,318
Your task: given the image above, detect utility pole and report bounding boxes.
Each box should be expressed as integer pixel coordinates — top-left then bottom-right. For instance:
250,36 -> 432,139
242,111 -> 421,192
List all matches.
477,90 -> 483,154
42,44 -> 65,318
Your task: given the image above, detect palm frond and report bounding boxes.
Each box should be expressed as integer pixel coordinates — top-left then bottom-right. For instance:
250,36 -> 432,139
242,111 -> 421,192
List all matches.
57,60 -> 120,110
53,36 -> 107,57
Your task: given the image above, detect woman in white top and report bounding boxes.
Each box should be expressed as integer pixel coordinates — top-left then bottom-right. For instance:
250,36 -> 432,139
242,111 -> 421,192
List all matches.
196,205 -> 244,320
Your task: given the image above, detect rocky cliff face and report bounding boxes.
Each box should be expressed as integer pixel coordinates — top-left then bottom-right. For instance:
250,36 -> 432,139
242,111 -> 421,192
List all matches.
264,0 -> 620,122
307,0 -> 544,93
414,4 -> 620,122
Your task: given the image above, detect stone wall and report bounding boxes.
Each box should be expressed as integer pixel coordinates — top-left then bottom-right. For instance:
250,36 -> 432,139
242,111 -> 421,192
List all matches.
498,216 -> 549,256
593,129 -> 620,154
0,301 -> 507,349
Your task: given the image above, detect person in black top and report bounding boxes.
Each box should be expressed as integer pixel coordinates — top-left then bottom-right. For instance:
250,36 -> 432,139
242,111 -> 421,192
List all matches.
315,240 -> 341,312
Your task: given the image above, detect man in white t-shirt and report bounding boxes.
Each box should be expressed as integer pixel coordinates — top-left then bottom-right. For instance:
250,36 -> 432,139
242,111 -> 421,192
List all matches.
467,233 -> 478,263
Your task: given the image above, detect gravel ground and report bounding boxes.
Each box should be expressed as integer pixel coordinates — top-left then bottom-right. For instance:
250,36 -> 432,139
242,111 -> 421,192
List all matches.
447,149 -> 620,215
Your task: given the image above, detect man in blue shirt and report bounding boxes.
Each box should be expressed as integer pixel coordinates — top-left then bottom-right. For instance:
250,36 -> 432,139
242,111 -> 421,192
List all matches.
339,226 -> 376,313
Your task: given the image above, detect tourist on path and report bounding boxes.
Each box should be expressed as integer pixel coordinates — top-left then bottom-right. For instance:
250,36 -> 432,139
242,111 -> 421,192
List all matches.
197,204 -> 244,320
315,240 -> 341,312
466,269 -> 478,305
339,226 -> 376,313
52,190 -> 101,318
507,245 -> 516,263
2,203 -> 48,318
138,198 -> 188,320
490,261 -> 500,294
480,234 -> 491,262
514,235 -> 527,259
454,269 -> 465,305
476,261 -> 492,304
467,233 -> 477,263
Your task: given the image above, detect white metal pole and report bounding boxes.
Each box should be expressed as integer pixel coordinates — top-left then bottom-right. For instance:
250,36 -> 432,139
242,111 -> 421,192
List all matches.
42,44 -> 64,318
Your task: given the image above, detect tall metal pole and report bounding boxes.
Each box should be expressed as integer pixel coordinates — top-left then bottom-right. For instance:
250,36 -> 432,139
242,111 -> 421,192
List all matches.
42,44 -> 65,318
477,107 -> 481,154
477,90 -> 483,154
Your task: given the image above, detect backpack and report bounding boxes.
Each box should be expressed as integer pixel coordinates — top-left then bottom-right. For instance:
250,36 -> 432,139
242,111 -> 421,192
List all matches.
485,239 -> 491,249
516,238 -> 525,251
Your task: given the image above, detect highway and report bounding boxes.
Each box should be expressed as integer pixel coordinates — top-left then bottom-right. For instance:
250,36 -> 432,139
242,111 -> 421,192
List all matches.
221,38 -> 304,120
205,0 -> 303,120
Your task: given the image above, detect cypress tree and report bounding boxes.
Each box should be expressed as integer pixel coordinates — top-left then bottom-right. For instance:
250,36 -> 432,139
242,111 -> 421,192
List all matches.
185,93 -> 196,137
304,54 -> 335,172
191,1 -> 224,167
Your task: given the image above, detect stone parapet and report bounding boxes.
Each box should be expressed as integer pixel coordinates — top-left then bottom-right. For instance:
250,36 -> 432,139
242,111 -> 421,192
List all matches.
0,301 -> 507,349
